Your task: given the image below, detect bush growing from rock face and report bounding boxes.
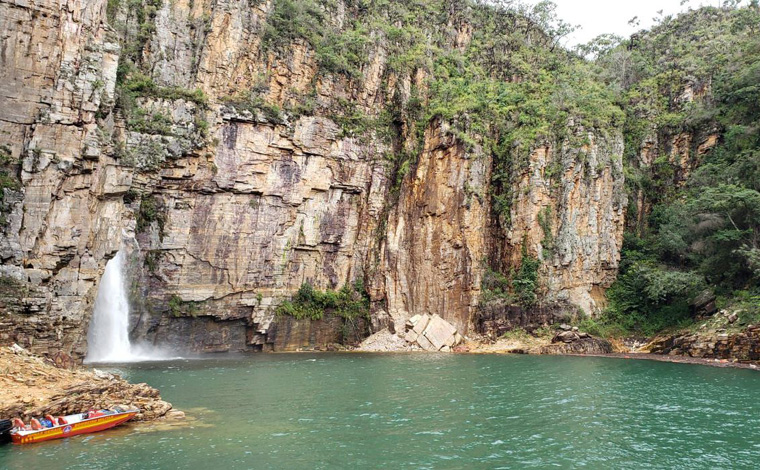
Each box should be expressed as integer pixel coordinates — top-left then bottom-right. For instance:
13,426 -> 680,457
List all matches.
0,146 -> 20,226
135,194 -> 166,240
276,281 -> 369,321
168,295 -> 201,317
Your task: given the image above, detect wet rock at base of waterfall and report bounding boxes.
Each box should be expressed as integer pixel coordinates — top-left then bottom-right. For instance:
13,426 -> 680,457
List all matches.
402,314 -> 462,352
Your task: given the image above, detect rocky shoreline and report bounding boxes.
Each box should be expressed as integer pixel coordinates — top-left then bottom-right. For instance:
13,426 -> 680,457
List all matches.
4,322 -> 759,425
0,345 -> 179,423
354,321 -> 760,371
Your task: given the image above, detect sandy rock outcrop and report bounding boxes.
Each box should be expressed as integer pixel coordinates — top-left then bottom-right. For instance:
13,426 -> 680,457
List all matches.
0,346 -> 172,421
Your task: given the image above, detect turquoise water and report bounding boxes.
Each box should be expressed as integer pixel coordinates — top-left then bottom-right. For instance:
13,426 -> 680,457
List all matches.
2,353 -> 760,469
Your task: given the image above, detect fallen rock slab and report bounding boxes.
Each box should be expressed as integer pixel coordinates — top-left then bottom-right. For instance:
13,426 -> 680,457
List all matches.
404,314 -> 463,352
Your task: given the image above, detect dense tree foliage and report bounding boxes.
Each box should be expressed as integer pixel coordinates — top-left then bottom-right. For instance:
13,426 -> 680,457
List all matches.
592,4 -> 760,334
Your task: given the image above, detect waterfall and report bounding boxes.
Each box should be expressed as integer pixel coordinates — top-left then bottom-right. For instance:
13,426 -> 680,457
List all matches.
84,250 -> 182,363
85,251 -> 133,363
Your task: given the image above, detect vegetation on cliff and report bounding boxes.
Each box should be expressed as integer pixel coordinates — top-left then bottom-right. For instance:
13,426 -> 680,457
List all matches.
276,281 -> 370,321
208,0 -> 624,319
590,3 -> 760,335
97,0 -> 758,337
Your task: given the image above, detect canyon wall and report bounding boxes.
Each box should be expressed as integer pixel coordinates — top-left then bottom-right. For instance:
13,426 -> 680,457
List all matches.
0,0 -> 126,357
0,0 -> 627,357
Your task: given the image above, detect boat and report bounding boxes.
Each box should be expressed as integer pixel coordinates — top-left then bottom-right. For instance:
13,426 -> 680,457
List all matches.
9,408 -> 138,445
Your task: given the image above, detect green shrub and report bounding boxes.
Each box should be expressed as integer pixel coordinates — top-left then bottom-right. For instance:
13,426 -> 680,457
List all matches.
221,92 -> 284,124
605,262 -> 707,335
135,195 -> 166,240
168,295 -> 201,317
276,280 -> 370,321
261,0 -> 325,51
144,250 -> 162,273
513,255 -> 540,307
0,146 -> 20,226
120,69 -> 207,106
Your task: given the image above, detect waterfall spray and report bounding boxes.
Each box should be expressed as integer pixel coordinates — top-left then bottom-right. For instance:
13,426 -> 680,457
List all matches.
85,251 -> 133,363
84,250 -> 181,363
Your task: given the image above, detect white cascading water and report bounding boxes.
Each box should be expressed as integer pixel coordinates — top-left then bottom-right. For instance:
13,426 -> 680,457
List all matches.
85,251 -> 174,363
85,251 -> 133,363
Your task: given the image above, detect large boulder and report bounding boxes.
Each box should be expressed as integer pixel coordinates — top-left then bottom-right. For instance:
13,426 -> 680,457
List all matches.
403,314 -> 463,352
691,290 -> 717,317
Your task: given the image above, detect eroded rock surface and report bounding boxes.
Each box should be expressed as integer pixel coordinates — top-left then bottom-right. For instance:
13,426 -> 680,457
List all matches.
0,346 -> 172,421
0,0 -> 627,358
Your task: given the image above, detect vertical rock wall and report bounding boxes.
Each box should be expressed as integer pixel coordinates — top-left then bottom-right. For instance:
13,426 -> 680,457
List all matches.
1,0 -> 627,357
380,121 -> 489,333
0,0 -> 129,357
504,130 -> 626,314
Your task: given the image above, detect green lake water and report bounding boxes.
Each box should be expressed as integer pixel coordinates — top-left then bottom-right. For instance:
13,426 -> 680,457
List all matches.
2,353 -> 760,469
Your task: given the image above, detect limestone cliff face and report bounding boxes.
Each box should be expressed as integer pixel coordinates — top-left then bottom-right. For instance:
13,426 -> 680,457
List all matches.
380,121 -> 489,334
0,0 -> 627,357
0,0 -> 125,356
503,130 -> 626,314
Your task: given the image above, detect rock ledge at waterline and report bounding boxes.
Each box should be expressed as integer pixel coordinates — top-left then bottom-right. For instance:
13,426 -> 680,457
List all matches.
0,345 -> 177,422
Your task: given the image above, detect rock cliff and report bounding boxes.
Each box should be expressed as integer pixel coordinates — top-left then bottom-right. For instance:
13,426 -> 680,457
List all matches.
0,0 -> 627,358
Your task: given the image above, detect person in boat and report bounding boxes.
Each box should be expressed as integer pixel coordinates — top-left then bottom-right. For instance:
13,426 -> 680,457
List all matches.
12,418 -> 29,431
85,409 -> 106,419
38,417 -> 52,428
40,414 -> 58,428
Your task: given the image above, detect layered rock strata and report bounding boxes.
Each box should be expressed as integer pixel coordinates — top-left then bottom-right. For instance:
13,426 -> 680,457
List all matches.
648,326 -> 760,363
0,0 -> 627,357
0,346 -> 172,421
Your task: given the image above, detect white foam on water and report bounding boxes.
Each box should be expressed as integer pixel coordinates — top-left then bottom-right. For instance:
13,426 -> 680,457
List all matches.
84,251 -> 180,364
